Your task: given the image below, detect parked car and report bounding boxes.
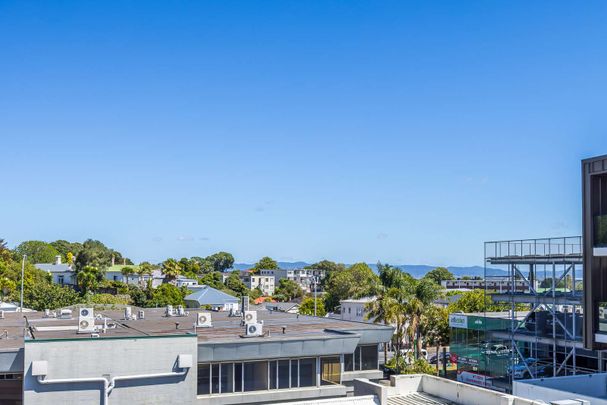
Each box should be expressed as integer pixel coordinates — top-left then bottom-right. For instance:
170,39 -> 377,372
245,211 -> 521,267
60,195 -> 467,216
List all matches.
400,349 -> 428,363
481,344 -> 511,357
507,357 -> 550,379
428,352 -> 455,364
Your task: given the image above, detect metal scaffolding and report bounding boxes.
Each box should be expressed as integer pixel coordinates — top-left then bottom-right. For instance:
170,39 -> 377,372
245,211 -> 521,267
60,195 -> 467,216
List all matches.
483,236 -> 594,386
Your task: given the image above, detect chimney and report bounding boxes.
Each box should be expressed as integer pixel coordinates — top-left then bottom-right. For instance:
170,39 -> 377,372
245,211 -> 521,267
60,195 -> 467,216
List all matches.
54,255 -> 61,265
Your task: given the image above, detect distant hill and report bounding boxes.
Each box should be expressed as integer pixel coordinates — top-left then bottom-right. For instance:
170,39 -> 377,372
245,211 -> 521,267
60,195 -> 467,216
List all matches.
232,262 -> 507,278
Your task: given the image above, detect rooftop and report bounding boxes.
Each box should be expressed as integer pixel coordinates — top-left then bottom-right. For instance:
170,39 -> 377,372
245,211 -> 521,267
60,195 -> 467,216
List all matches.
0,306 -> 393,351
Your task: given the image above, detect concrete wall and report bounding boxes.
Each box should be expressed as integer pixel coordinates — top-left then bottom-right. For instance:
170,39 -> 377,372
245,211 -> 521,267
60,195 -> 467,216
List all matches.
196,385 -> 347,405
514,374 -> 607,405
353,374 -> 546,405
23,335 -> 198,405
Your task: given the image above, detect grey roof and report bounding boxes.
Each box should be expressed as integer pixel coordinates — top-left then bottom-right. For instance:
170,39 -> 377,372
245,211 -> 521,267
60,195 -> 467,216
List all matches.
34,263 -> 73,273
265,302 -> 299,312
184,285 -> 239,306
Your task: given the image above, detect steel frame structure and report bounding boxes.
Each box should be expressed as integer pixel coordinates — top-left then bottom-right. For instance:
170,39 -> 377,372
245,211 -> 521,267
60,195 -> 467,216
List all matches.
484,236 -> 587,384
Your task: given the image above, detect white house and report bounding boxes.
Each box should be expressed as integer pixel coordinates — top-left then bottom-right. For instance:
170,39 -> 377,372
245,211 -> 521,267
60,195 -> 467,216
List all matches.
35,256 -> 76,286
340,297 -> 375,323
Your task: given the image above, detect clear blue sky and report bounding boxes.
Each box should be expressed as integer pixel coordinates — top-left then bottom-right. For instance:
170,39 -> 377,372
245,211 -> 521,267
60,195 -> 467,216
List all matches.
1,1 -> 607,266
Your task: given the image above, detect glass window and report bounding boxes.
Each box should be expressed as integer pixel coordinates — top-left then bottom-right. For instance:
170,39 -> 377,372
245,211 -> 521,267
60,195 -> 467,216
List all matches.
291,360 -> 298,388
244,361 -> 268,391
344,353 -> 354,372
197,364 -> 210,395
361,345 -> 379,370
211,364 -> 220,394
321,357 -> 341,385
299,358 -> 316,387
235,363 -> 243,392
220,363 -> 233,393
278,360 -> 290,389
270,361 -> 277,389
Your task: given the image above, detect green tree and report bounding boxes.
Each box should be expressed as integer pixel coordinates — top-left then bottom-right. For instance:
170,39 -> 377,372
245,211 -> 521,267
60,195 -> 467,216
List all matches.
205,252 -> 235,273
324,263 -> 381,311
76,265 -> 104,294
137,262 -> 154,287
252,256 -> 278,273
0,238 -> 12,264
22,282 -> 82,311
200,271 -> 224,289
148,283 -> 185,307
248,287 -> 263,301
299,297 -> 326,317
179,258 -> 201,278
15,240 -> 59,264
407,279 -> 441,358
50,240 -> 83,262
75,239 -> 113,270
224,271 -> 248,296
378,262 -> 414,290
121,266 -> 135,284
423,267 -> 455,285
161,258 -> 182,282
422,306 -> 450,374
0,276 -> 16,298
275,279 -> 303,301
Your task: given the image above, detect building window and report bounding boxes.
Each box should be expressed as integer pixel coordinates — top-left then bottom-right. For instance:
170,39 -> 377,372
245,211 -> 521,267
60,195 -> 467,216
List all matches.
299,358 -> 316,387
58,275 -> 64,284
291,359 -> 299,388
321,357 -> 341,385
211,364 -> 220,393
278,360 -> 290,389
220,363 -> 234,393
198,364 -> 210,395
360,345 -> 379,370
234,363 -> 243,392
244,361 -> 268,391
344,353 -> 354,372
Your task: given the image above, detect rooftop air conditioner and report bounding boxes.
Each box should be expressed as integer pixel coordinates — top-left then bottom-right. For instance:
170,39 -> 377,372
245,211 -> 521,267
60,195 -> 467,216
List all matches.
78,308 -> 95,334
246,322 -> 263,337
244,310 -> 257,324
196,312 -> 212,328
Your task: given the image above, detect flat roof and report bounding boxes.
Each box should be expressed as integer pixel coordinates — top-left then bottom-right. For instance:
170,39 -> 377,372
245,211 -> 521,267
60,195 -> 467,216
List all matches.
0,306 -> 393,350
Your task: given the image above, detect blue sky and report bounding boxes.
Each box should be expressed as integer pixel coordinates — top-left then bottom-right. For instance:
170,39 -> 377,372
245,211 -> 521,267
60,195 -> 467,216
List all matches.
1,1 -> 607,266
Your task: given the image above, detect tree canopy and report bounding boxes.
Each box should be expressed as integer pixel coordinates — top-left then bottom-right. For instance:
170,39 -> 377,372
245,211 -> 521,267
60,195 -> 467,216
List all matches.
423,267 -> 455,285
253,256 -> 278,272
323,262 -> 381,311
299,297 -> 326,317
14,240 -> 59,264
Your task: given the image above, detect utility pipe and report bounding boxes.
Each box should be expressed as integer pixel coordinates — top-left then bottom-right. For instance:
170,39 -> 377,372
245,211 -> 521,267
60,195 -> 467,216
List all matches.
37,368 -> 188,405
37,376 -> 110,405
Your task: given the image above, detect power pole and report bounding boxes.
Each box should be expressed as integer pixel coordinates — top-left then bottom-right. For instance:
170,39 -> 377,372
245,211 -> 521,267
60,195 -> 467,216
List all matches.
20,255 -> 26,312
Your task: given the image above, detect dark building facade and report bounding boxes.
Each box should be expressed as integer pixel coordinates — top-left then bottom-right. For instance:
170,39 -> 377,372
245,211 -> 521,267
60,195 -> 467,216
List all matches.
582,154 -> 607,349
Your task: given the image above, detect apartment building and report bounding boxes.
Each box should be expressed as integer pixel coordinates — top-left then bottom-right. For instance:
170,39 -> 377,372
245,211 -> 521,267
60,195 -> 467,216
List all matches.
259,268 -> 326,293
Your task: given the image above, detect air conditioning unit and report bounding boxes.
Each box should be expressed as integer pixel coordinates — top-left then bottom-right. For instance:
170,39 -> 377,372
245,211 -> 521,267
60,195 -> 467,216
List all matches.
246,322 -> 263,337
196,312 -> 212,328
78,307 -> 95,333
244,310 -> 257,324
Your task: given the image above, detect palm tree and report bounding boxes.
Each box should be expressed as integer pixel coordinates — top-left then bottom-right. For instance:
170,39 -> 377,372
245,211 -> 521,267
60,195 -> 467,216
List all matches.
77,265 -> 102,294
405,278 -> 440,359
121,266 -> 134,284
161,258 -> 181,282
137,262 -> 153,287
423,306 -> 450,374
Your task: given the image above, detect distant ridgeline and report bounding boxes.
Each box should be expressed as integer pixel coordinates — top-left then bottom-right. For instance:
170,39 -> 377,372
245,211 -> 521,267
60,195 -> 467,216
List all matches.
232,262 -> 507,278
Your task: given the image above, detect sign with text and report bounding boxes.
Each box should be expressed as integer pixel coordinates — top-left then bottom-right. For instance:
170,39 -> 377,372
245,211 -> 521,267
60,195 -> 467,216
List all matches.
449,314 -> 467,328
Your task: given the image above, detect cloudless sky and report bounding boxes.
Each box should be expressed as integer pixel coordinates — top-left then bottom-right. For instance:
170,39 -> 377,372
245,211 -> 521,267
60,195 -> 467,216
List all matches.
1,1 -> 607,266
